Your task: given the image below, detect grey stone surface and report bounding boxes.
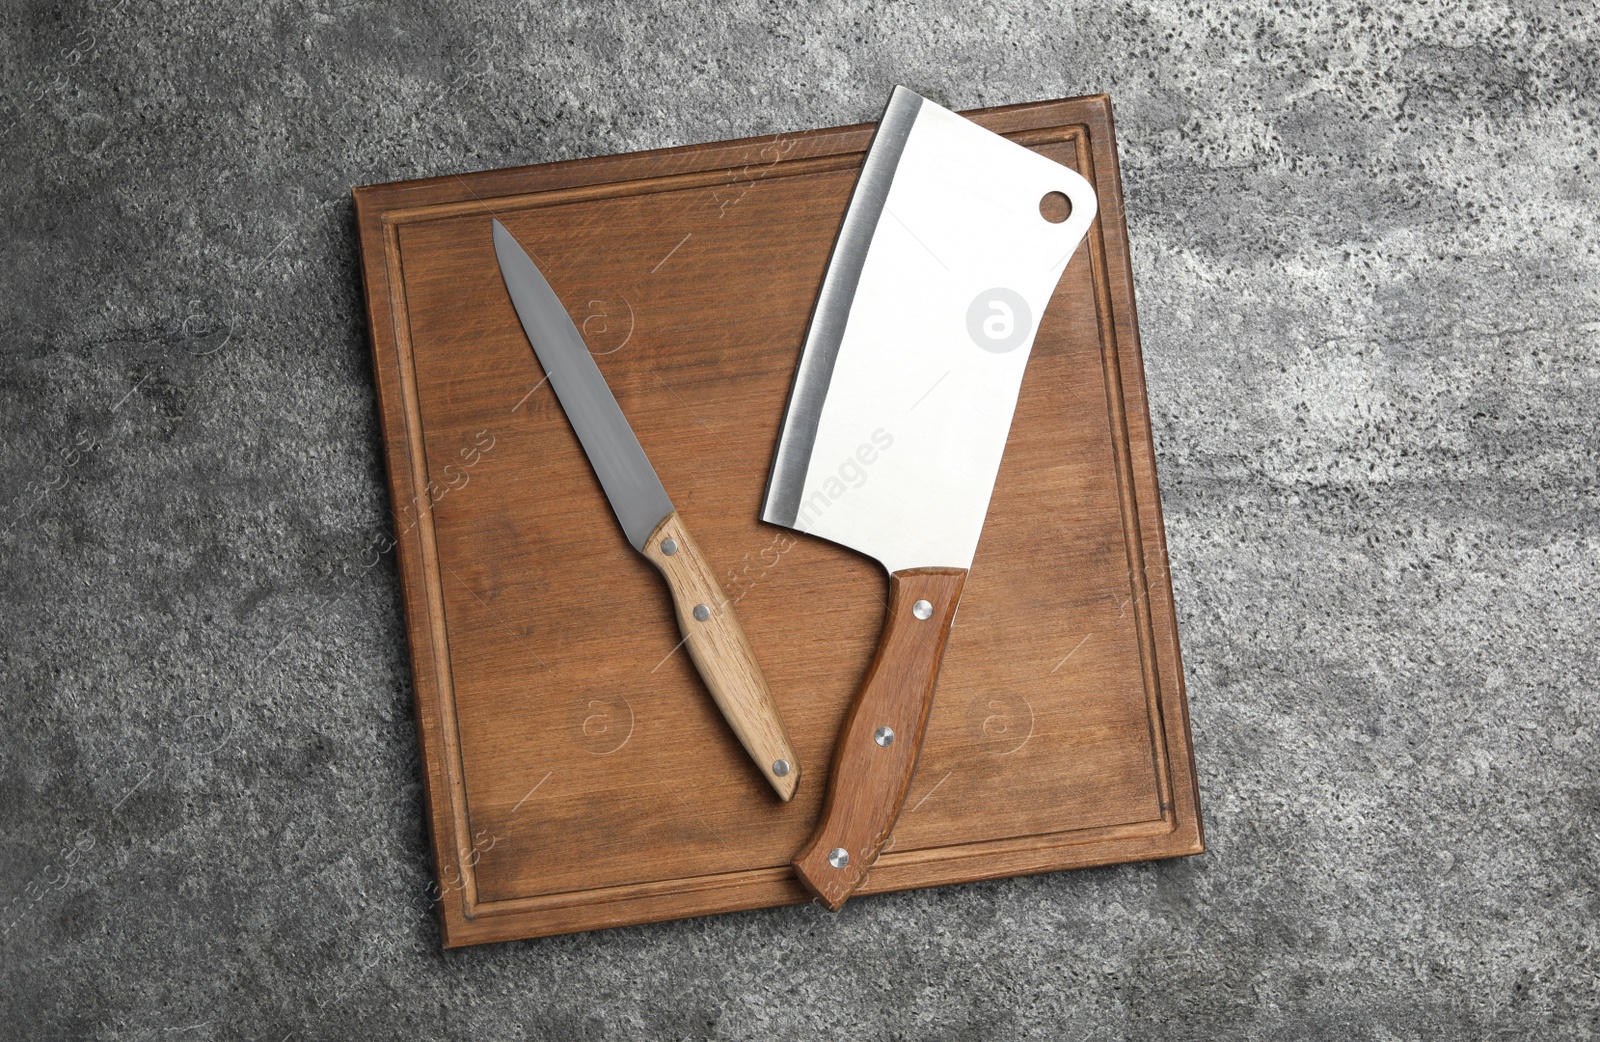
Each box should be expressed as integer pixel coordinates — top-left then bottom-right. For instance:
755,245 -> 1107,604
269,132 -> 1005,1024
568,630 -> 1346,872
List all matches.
2,0 -> 1597,1038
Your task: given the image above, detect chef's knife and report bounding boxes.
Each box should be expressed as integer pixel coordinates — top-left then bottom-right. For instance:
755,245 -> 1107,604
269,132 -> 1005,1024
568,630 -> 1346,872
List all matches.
761,88 -> 1098,905
492,218 -> 800,800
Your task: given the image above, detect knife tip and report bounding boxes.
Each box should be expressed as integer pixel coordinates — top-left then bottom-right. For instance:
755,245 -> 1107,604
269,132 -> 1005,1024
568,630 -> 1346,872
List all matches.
490,218 -> 518,260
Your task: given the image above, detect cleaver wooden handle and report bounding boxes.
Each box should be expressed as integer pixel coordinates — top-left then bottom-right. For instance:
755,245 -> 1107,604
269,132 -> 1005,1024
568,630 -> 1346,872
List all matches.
793,566 -> 968,909
642,511 -> 800,801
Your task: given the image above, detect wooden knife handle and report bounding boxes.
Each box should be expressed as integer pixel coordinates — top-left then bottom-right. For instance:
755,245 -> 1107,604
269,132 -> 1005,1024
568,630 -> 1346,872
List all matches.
792,566 -> 968,909
642,511 -> 800,801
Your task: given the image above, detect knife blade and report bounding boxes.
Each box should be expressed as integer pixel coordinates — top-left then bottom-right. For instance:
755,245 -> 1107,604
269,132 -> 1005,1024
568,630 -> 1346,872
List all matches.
492,218 -> 800,800
761,87 -> 1098,905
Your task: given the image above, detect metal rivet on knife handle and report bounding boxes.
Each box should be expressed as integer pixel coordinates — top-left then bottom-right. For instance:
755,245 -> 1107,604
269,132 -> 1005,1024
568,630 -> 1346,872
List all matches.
772,759 -> 791,777
828,848 -> 850,869
693,603 -> 711,622
912,599 -> 933,620
661,537 -> 678,556
874,727 -> 894,747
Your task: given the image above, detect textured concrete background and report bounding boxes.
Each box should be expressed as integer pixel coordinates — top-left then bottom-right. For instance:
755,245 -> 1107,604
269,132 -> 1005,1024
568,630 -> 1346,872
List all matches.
3,0 -> 1597,1038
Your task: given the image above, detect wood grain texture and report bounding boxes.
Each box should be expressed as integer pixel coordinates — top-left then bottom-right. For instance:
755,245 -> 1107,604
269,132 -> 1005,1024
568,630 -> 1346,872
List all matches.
792,568 -> 967,910
351,93 -> 1204,947
642,510 -> 800,800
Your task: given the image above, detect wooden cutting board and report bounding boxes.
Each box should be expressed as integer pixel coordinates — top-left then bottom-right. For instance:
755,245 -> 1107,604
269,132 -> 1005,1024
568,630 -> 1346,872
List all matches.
353,93 -> 1201,947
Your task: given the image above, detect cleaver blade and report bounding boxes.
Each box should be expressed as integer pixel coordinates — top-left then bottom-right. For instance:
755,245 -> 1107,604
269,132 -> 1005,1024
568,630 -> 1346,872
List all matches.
761,86 -> 1098,908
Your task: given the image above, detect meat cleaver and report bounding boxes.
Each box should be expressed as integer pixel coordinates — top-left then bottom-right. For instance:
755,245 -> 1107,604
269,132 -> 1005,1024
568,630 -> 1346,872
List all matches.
761,87 -> 1098,907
